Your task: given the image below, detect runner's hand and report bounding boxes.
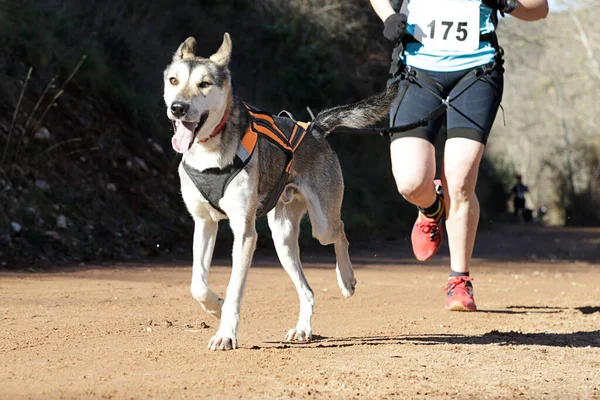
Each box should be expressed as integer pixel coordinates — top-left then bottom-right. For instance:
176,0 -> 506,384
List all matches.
383,13 -> 408,42
481,0 -> 518,13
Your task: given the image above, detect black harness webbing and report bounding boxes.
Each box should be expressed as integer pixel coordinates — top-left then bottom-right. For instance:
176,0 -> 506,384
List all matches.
331,103 -> 447,136
183,156 -> 249,216
332,30 -> 505,137
391,59 -> 503,134
183,104 -> 310,218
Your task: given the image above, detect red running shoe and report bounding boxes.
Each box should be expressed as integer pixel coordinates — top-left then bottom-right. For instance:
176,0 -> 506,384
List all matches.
411,180 -> 444,262
444,276 -> 477,311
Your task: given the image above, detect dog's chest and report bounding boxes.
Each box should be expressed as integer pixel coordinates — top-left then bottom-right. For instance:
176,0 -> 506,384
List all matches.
178,162 -> 235,221
183,145 -> 232,171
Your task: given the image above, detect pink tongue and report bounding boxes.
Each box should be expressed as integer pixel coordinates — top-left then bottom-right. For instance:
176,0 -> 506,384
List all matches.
171,121 -> 198,153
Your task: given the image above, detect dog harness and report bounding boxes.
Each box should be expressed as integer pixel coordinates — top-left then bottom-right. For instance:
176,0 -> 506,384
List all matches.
182,104 -> 310,218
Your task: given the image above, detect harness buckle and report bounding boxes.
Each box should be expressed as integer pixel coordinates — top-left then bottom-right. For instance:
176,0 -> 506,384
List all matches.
442,96 -> 451,108
401,66 -> 418,84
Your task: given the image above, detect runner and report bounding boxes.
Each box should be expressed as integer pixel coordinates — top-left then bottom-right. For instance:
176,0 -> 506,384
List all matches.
369,0 -> 549,311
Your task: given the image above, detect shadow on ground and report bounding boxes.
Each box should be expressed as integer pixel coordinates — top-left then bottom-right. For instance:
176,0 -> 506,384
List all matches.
252,304 -> 600,350
256,329 -> 600,350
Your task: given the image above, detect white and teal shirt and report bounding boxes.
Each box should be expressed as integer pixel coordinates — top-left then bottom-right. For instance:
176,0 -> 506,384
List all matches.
399,0 -> 497,72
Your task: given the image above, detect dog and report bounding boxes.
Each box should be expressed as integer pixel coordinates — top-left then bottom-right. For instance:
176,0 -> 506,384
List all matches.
163,33 -> 399,350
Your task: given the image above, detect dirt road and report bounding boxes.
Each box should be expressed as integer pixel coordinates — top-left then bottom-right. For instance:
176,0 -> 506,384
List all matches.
1,226 -> 599,399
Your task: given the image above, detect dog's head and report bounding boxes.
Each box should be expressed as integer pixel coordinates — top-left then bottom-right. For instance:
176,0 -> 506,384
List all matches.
163,33 -> 232,153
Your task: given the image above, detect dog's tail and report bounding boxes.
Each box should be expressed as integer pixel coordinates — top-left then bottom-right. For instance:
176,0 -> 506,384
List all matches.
312,81 -> 399,136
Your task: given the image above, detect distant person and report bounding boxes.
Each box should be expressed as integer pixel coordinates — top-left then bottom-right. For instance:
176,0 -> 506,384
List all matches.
369,0 -> 548,311
511,174 -> 529,218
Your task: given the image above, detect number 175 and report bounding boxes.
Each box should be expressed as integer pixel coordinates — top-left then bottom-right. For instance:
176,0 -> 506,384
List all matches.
427,20 -> 468,41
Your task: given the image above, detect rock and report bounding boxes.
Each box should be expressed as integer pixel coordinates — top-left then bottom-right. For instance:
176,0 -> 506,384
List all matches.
133,157 -> 149,173
10,222 -> 21,233
22,208 -> 37,224
44,231 -> 60,240
34,127 -> 51,140
0,233 -> 11,246
56,215 -> 67,230
35,180 -> 50,190
152,143 -> 164,154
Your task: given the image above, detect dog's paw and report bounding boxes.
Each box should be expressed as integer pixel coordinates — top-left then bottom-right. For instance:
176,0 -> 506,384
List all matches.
286,328 -> 312,342
337,275 -> 356,298
207,335 -> 238,351
200,296 -> 224,319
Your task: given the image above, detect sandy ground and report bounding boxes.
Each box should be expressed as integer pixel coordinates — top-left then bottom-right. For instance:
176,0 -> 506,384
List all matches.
1,226 -> 599,399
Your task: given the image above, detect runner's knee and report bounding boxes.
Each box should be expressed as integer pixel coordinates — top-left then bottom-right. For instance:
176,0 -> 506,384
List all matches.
394,177 -> 434,203
445,177 -> 476,205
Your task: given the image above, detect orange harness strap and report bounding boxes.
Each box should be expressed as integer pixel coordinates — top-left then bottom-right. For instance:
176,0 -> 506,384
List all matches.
244,103 -> 310,174
183,104 -> 311,218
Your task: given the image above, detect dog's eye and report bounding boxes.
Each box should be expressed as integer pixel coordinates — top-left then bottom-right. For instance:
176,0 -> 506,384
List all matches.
169,77 -> 178,85
198,81 -> 211,89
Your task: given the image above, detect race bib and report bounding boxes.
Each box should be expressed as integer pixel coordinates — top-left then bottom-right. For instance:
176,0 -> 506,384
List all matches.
407,0 -> 480,52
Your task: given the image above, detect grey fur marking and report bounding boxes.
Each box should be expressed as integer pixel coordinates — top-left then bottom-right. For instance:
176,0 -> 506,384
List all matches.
313,81 -> 400,134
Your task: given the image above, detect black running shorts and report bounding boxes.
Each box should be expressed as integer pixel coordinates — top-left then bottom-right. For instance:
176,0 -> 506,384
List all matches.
389,64 -> 504,145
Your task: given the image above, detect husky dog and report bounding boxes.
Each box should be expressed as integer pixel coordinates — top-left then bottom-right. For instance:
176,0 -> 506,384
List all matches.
163,33 -> 398,351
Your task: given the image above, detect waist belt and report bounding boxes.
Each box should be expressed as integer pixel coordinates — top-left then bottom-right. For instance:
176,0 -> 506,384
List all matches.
390,31 -> 504,77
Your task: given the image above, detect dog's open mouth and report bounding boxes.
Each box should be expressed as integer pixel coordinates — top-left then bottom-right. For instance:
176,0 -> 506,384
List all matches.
197,111 -> 209,133
171,111 -> 210,154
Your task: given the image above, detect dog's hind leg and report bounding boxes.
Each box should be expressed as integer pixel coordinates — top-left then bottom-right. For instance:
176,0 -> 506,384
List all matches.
301,184 -> 356,298
267,193 -> 314,342
332,221 -> 355,298
190,218 -> 224,318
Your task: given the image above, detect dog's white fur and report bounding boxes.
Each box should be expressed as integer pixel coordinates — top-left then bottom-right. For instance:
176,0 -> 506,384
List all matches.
164,34 -> 360,350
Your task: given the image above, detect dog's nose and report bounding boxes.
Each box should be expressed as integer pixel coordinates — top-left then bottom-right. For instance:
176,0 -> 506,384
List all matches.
170,101 -> 189,118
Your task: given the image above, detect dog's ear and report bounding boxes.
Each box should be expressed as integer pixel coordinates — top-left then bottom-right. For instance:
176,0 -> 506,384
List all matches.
173,37 -> 197,62
209,33 -> 232,66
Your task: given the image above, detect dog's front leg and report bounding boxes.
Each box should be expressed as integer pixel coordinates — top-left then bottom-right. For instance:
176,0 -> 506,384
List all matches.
190,217 -> 223,317
208,213 -> 257,351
